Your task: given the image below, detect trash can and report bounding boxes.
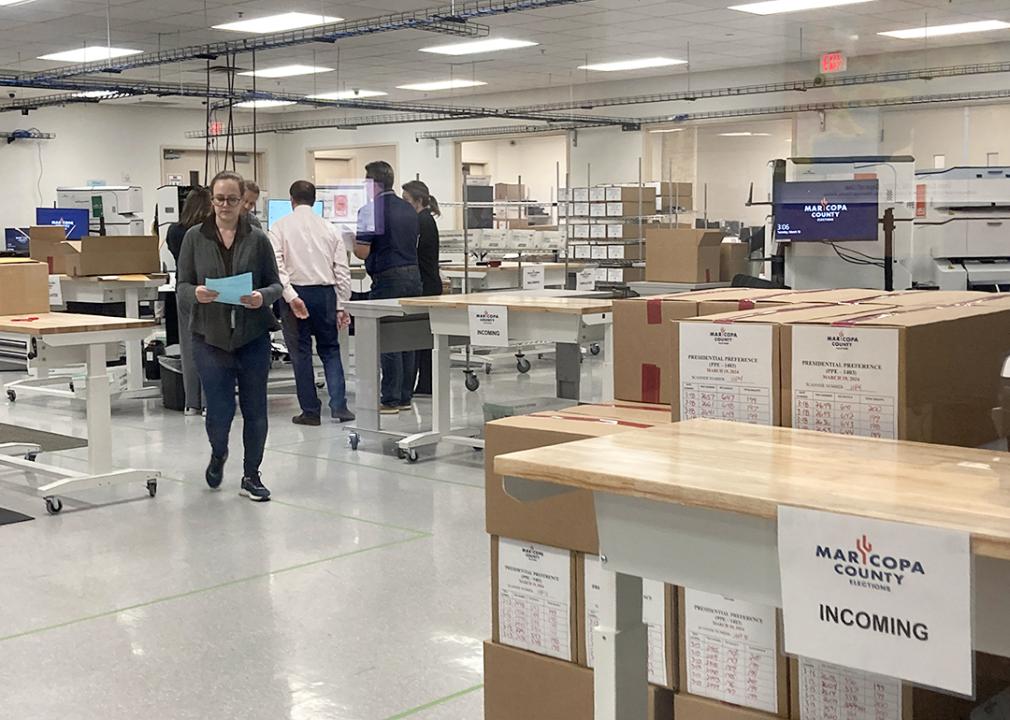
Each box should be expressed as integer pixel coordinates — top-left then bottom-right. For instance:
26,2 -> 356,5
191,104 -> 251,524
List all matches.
144,339 -> 166,381
159,354 -> 185,411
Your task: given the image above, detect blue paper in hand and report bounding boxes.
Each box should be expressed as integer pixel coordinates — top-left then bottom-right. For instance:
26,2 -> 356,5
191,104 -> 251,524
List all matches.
206,272 -> 254,306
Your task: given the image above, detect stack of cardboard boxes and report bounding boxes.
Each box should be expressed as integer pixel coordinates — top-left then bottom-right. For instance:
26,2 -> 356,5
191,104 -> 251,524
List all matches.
28,226 -> 160,278
0,257 -> 50,315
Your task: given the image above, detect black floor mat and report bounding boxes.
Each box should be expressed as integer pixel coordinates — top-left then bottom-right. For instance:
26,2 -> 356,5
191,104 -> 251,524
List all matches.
0,507 -> 32,526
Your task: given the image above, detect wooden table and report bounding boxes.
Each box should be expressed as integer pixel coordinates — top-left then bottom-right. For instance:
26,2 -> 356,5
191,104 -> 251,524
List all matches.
395,290 -> 613,461
494,419 -> 1010,719
0,313 -> 160,514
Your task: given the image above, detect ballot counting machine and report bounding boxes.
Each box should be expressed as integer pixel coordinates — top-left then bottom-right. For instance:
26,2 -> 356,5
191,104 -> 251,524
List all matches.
912,167 -> 1010,291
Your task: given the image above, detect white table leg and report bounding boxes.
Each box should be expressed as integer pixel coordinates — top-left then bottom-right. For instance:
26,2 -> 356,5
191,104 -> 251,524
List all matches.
432,333 -> 450,435
595,566 -> 648,720
124,287 -> 144,392
601,320 -> 614,402
86,343 -> 113,475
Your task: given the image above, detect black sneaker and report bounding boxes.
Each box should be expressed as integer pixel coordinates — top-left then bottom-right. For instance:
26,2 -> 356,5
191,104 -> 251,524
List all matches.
292,413 -> 321,426
331,407 -> 356,423
206,453 -> 227,490
240,473 -> 271,502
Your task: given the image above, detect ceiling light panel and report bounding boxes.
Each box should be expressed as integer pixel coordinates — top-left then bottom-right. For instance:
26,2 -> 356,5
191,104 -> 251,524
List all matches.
578,57 -> 687,72
307,90 -> 388,100
649,128 -> 684,133
239,64 -> 333,78
0,0 -> 38,5
729,0 -> 873,15
396,79 -> 487,91
235,100 -> 296,108
878,20 -> 1010,40
38,46 -> 142,63
420,38 -> 538,55
213,12 -> 341,33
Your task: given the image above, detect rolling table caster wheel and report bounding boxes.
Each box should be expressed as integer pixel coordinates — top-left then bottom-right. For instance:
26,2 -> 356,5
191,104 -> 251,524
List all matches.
69,382 -> 75,393
406,449 -> 419,463
315,381 -> 324,389
465,372 -> 480,392
485,363 -> 492,375
349,432 -> 360,451
590,343 -> 601,356
146,479 -> 158,498
6,389 -> 14,402
516,357 -> 531,374
26,453 -> 37,462
44,496 -> 62,515
396,447 -> 406,460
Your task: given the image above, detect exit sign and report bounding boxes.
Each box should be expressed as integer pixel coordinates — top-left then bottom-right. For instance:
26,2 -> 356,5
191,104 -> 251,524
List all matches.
821,51 -> 847,74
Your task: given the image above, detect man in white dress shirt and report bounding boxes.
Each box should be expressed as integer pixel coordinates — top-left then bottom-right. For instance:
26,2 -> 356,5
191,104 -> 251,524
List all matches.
269,180 -> 354,426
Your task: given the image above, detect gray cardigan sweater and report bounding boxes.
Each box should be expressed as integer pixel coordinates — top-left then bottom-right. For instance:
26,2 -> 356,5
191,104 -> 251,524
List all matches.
177,216 -> 282,351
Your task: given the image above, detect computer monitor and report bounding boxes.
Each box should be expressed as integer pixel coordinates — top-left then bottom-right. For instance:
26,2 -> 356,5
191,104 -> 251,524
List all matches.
4,227 -> 29,255
773,179 -> 880,243
35,208 -> 89,239
267,200 -> 323,228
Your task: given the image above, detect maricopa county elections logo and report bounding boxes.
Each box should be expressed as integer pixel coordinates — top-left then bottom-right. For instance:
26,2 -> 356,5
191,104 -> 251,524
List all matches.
816,534 -> 925,593
829,329 -> 861,350
520,544 -> 544,563
804,196 -> 849,222
707,326 -> 739,346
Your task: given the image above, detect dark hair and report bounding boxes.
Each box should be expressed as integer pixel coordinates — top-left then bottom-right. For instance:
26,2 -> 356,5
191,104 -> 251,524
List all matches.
289,180 -> 316,206
180,186 -> 213,228
210,170 -> 245,196
365,160 -> 395,191
402,180 -> 441,217
244,180 -> 260,196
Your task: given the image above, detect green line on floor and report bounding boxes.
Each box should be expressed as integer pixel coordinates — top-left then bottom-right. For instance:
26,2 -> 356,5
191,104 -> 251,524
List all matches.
268,446 -> 485,490
0,533 -> 429,644
382,683 -> 484,720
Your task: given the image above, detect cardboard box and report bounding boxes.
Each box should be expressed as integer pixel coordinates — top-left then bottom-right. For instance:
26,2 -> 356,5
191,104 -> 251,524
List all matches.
590,224 -> 607,239
608,223 -> 646,240
781,296 -> 1010,446
678,587 -> 790,718
485,412 -> 669,552
606,200 -> 653,217
0,259 -> 50,315
491,536 -> 578,662
650,181 -> 694,211
60,235 -> 160,277
494,182 -> 525,201
912,652 -> 1010,720
675,693 -> 780,720
720,242 -> 750,282
788,657 -> 912,720
645,228 -> 723,283
483,641 -> 674,720
28,226 -> 71,274
577,554 -> 677,689
605,186 -> 657,204
671,303 -> 899,423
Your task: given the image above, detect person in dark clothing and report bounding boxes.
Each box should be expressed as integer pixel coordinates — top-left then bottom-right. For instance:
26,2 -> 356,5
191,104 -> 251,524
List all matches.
401,179 -> 441,396
177,171 -> 282,502
354,161 -> 422,414
167,186 -> 212,415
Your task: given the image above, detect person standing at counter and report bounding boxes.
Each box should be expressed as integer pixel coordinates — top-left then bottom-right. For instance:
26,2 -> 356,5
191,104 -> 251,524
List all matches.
401,179 -> 441,396
353,161 -> 422,414
177,171 -> 281,502
167,186 -> 212,416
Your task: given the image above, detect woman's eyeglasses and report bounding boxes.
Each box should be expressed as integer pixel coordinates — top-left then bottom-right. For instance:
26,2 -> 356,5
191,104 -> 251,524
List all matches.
212,195 -> 241,207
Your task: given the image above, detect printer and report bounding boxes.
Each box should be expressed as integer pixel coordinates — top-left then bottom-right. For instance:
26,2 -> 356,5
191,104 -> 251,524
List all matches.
911,167 -> 1010,291
56,185 -> 145,236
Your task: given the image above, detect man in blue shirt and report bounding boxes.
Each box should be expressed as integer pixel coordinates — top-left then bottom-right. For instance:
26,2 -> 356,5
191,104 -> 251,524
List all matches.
354,161 -> 423,414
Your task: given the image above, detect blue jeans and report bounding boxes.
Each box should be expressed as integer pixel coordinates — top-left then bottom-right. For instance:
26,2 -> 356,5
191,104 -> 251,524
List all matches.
280,285 -> 348,417
370,265 -> 422,406
193,332 -> 271,478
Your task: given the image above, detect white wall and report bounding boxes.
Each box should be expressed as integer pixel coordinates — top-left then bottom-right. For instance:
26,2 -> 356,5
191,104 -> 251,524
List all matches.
0,103 -> 275,231
461,134 -> 566,204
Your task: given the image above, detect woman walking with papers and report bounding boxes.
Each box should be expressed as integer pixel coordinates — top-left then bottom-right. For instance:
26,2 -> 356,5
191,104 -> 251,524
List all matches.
177,171 -> 282,502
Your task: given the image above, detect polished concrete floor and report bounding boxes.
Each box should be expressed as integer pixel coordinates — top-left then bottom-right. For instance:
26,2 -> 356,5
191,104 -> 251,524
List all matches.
0,349 -> 604,719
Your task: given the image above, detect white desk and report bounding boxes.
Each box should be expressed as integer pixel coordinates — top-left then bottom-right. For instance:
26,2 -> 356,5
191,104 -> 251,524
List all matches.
627,280 -> 730,296
396,289 -> 613,461
343,297 -> 465,453
8,275 -> 164,402
0,313 -> 161,515
443,263 -> 593,292
495,419 -> 1010,719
